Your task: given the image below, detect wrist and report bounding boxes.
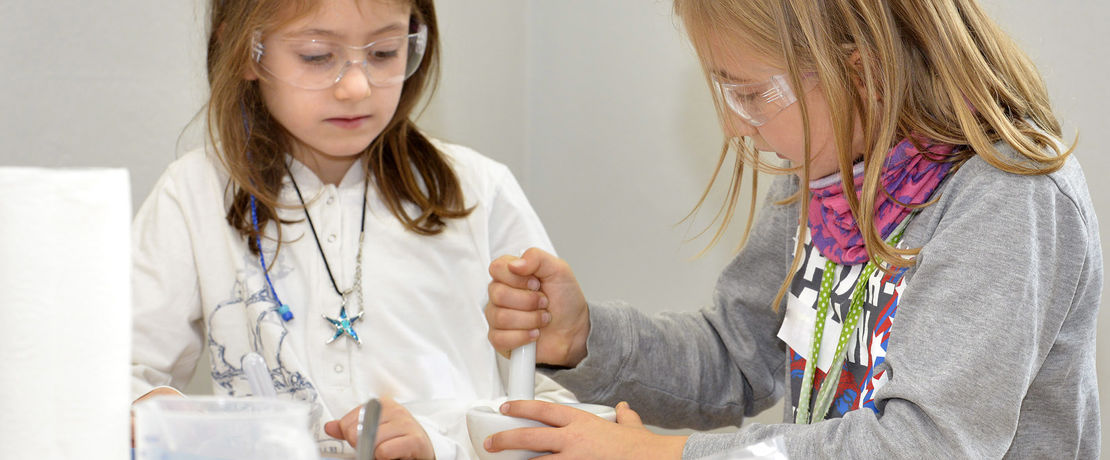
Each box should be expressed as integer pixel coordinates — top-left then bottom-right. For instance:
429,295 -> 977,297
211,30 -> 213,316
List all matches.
564,306 -> 591,367
658,434 -> 688,459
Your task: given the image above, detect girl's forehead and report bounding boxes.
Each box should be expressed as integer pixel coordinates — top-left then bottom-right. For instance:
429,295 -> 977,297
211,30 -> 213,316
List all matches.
274,0 -> 411,36
702,37 -> 783,82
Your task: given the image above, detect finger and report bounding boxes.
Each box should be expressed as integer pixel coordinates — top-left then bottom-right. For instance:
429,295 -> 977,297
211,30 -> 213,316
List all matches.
490,255 -> 541,290
373,397 -> 413,444
499,400 -> 583,427
371,399 -> 433,459
134,386 -> 184,403
374,435 -> 423,460
324,420 -> 344,440
513,248 -> 563,280
484,426 -> 564,454
377,396 -> 401,414
615,401 -> 643,427
488,282 -> 548,312
489,301 -> 551,330
328,404 -> 364,447
488,328 -> 539,354
343,420 -> 360,447
371,417 -> 408,445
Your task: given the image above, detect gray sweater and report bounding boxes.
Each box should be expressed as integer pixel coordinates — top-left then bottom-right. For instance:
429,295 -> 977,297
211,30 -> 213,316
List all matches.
546,152 -> 1102,458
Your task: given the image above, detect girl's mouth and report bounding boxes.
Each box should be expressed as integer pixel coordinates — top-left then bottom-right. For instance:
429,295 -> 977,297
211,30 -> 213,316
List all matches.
326,115 -> 371,129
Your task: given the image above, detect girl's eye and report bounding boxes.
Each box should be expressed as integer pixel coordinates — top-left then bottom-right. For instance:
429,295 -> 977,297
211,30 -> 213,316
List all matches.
735,92 -> 760,104
370,49 -> 400,61
299,53 -> 334,66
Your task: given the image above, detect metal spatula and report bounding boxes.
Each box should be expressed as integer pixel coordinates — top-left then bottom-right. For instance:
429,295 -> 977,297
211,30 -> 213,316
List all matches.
356,399 -> 381,460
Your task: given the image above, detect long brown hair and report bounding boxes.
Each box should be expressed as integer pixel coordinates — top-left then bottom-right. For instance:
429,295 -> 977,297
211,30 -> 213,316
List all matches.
674,0 -> 1071,309
206,0 -> 469,254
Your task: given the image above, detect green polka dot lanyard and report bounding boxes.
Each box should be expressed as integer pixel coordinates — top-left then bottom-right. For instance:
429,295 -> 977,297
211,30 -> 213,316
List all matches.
794,229 -> 905,425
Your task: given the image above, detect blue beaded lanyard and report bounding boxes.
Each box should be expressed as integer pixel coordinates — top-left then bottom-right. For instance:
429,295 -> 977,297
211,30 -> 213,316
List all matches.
250,195 -> 294,322
242,107 -> 294,322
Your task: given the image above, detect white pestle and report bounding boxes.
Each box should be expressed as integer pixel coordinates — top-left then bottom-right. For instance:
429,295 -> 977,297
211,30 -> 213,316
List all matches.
507,342 -> 536,400
470,342 -> 615,460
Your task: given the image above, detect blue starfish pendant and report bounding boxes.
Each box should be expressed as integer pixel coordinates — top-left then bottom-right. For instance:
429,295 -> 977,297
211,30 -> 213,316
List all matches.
323,305 -> 363,345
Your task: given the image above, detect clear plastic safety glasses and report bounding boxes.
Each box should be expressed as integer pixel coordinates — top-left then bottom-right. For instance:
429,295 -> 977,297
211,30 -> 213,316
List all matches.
712,73 -> 813,127
252,24 -> 428,90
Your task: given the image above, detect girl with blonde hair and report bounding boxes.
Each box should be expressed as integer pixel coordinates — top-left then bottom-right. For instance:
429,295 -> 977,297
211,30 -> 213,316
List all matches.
482,0 -> 1101,458
130,0 -> 573,458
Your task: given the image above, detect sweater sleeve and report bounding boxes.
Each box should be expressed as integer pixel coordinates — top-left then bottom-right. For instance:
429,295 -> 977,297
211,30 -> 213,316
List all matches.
543,175 -> 799,429
130,161 -> 206,398
685,161 -> 1097,458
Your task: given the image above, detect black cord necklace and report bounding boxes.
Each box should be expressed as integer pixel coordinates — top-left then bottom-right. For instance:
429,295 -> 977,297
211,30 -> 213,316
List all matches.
284,160 -> 369,345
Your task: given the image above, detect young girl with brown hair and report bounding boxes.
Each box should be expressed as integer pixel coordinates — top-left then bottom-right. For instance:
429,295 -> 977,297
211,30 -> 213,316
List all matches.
130,0 -> 572,458
483,0 -> 1101,458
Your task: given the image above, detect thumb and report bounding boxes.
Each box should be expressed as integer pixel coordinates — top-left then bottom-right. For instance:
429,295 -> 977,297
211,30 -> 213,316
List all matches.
615,401 -> 643,427
511,247 -> 565,281
323,420 -> 343,440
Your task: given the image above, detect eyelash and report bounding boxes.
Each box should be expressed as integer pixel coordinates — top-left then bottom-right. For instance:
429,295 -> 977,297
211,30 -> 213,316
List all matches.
299,53 -> 334,65
295,48 -> 399,66
371,49 -> 399,60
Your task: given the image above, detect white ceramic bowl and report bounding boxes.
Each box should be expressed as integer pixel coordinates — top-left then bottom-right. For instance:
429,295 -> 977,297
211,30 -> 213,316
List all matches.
465,403 -> 616,460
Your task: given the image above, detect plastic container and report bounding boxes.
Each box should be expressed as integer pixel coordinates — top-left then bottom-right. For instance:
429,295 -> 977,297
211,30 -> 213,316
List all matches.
133,396 -> 320,460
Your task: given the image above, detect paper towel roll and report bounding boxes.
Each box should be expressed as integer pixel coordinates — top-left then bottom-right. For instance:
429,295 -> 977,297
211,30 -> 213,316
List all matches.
0,167 -> 131,460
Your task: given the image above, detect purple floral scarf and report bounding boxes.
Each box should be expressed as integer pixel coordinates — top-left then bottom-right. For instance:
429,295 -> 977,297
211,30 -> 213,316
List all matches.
808,138 -> 958,265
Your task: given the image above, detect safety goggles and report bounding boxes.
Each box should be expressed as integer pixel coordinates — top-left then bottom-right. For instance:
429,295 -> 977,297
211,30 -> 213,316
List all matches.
252,24 -> 427,90
712,73 -> 814,126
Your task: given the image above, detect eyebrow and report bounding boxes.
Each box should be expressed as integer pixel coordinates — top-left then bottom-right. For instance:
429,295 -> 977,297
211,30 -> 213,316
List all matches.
711,68 -> 754,84
288,22 -> 407,40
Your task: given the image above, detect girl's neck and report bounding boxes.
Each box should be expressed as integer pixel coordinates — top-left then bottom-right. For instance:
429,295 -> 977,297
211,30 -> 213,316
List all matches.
809,161 -> 865,189
291,147 -> 361,186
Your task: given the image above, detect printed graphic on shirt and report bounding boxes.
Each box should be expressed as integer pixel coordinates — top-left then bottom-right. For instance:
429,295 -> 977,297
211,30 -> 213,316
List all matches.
778,233 -> 908,420
206,252 -> 343,452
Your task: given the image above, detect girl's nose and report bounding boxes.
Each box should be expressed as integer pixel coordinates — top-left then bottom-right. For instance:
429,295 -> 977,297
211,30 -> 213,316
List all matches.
334,63 -> 372,100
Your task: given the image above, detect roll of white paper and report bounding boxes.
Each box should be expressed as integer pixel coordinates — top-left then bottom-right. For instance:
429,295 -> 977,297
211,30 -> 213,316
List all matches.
0,167 -> 131,460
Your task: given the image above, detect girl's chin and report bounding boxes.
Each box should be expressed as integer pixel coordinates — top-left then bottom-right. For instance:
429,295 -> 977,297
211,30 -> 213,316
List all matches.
293,144 -> 372,161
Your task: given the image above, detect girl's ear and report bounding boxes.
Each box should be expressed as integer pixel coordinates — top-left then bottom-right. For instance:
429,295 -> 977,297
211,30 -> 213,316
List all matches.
846,48 -> 879,102
213,21 -> 260,81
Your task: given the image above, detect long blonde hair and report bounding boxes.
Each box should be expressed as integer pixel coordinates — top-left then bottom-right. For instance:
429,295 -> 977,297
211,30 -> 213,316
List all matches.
206,0 -> 469,254
675,0 -> 1071,308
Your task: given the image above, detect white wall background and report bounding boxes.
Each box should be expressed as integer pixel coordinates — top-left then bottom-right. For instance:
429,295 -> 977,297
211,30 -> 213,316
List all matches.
1,0 -> 1106,454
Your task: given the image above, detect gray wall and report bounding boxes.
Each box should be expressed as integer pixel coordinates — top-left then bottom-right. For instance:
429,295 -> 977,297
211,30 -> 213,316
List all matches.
2,0 -> 1106,453
0,0 -> 209,207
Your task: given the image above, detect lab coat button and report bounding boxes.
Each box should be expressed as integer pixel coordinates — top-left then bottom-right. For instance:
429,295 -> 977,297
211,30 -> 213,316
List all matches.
334,364 -> 344,373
